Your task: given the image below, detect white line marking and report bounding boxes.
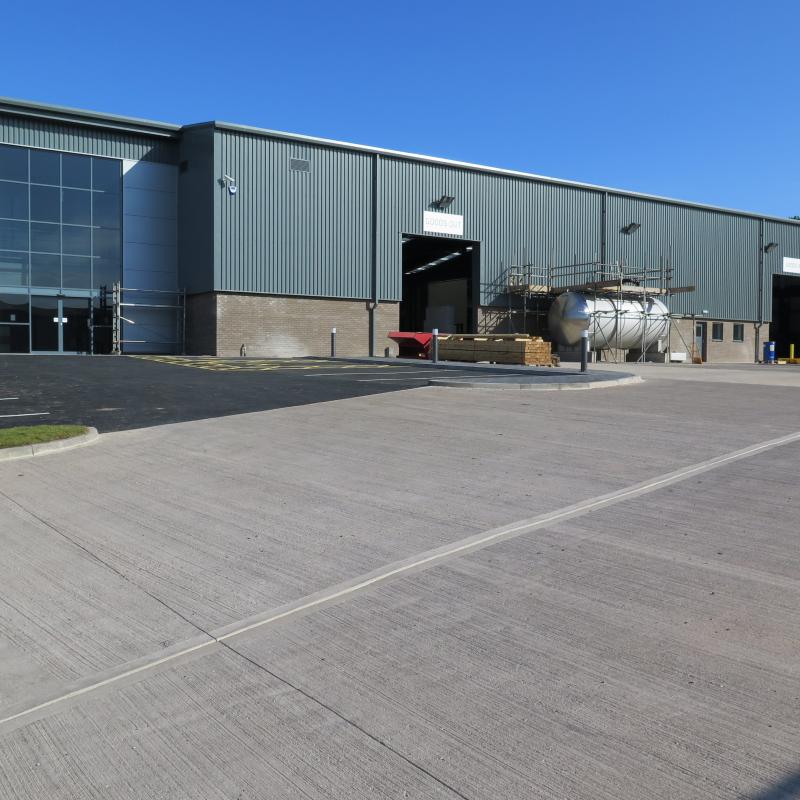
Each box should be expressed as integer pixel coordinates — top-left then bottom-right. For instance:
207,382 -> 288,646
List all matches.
0,412 -> 49,419
0,397 -> 20,401
2,428 -> 800,729
0,641 -> 215,728
356,374 -> 522,382
305,370 -> 429,377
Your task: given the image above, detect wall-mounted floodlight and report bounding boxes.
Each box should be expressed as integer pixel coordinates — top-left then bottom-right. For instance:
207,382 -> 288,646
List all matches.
764,242 -> 779,253
621,222 -> 641,235
221,174 -> 238,195
433,195 -> 455,210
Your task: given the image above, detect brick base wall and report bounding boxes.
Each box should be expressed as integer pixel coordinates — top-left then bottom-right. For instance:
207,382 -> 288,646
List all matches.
670,318 -> 766,363
186,292 -> 400,357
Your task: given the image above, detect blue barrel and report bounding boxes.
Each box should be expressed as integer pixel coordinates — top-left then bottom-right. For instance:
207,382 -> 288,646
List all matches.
763,341 -> 776,364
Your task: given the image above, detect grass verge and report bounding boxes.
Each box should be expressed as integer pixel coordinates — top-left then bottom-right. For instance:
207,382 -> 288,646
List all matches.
0,424 -> 88,449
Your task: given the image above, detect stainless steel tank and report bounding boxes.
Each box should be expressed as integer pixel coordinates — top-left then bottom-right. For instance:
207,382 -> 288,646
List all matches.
548,292 -> 670,350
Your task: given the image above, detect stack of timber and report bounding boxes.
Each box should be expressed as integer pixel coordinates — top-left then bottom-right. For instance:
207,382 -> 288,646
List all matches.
437,334 -> 553,366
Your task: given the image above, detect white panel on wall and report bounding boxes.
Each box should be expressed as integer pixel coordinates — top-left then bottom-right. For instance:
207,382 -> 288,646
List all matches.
122,159 -> 179,353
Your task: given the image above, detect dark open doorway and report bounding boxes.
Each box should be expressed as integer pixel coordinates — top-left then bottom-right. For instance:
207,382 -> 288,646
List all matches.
771,274 -> 800,358
400,234 -> 479,333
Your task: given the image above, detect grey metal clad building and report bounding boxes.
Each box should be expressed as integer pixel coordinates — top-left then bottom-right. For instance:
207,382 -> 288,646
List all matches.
1,96 -> 799,362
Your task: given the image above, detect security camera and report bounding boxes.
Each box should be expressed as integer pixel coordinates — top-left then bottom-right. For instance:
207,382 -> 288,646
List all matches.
222,174 -> 238,195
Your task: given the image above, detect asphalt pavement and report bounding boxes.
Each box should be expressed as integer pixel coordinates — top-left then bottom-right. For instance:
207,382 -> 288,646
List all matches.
0,355 -> 633,432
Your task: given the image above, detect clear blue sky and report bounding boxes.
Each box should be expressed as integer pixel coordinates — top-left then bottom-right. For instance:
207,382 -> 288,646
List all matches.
4,0 -> 798,217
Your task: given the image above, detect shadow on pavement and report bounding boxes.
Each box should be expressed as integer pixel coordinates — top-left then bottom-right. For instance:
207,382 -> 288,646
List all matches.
747,768 -> 800,800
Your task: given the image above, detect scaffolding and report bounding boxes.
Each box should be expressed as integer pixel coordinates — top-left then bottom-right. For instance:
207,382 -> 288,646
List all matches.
109,282 -> 186,355
479,261 -> 551,335
481,258 -> 696,363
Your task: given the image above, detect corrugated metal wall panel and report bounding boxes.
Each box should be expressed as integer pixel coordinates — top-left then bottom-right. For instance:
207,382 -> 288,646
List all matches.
214,126 -> 800,318
217,131 -> 373,298
0,113 -> 177,163
606,196 -> 760,320
378,158 -> 601,303
763,220 -> 800,322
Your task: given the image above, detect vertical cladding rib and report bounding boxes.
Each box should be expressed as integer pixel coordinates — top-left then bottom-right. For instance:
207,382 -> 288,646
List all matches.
217,131 -> 372,298
378,158 -> 601,304
606,195 -> 760,320
0,114 -> 177,163
763,221 -> 800,321
213,126 -> 800,317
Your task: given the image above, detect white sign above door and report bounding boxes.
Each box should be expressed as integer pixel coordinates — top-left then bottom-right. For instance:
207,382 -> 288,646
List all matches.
782,256 -> 800,274
423,210 -> 464,237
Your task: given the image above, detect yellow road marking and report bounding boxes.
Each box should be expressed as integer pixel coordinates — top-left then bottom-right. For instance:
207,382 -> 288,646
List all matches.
132,356 -> 393,373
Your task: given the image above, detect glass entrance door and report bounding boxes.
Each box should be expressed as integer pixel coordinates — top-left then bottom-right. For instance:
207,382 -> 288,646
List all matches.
31,295 -> 91,353
61,297 -> 91,353
31,296 -> 59,352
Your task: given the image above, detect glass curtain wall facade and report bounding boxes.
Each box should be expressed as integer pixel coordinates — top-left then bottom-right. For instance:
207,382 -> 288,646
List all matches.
0,143 -> 121,353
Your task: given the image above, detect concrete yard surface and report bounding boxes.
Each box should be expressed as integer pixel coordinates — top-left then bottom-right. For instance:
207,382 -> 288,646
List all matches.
0,363 -> 798,799
567,359 -> 800,388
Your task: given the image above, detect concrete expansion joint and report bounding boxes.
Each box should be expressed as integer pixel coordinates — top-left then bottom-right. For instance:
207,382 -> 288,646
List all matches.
214,638 -> 475,800
2,427 -> 800,736
0,427 -> 100,462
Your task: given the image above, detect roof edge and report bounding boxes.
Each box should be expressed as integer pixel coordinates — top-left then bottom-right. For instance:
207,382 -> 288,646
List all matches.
0,98 -> 796,227
210,120 -> 800,228
0,96 -> 180,138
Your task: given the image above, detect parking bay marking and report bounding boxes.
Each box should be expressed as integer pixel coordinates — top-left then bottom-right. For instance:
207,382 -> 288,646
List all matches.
4,427 -> 800,732
0,412 -> 50,419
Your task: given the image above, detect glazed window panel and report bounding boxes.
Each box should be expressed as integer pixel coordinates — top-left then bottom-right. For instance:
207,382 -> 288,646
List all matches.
61,153 -> 91,189
0,145 -> 123,293
31,222 -> 61,254
0,145 -> 28,182
30,253 -> 61,286
0,251 -> 29,286
0,219 -> 29,251
30,150 -> 60,185
62,224 -> 91,256
62,189 -> 92,226
0,180 -> 29,219
30,185 -> 60,223
62,255 -> 92,289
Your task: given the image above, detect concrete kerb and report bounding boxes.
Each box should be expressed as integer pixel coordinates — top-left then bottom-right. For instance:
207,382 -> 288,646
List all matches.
328,356 -> 640,390
328,355 -> 576,375
427,375 -> 644,391
0,427 -> 99,462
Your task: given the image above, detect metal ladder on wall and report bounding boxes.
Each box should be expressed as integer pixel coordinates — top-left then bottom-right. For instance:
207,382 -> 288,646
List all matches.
108,282 -> 187,355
